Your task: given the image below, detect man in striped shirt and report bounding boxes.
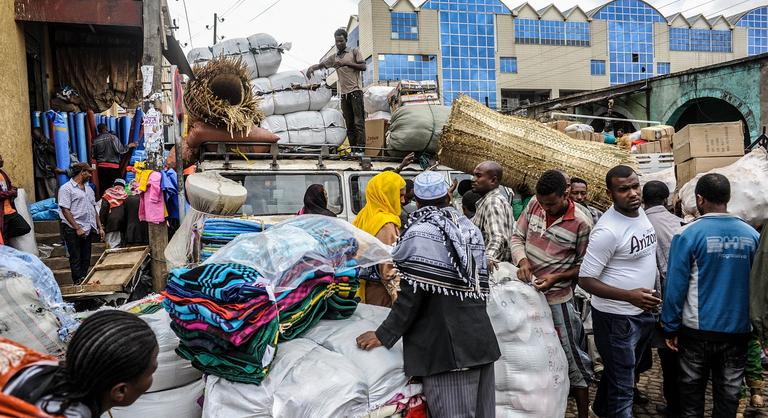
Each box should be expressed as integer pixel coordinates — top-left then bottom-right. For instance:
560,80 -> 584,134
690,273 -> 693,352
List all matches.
510,170 -> 594,418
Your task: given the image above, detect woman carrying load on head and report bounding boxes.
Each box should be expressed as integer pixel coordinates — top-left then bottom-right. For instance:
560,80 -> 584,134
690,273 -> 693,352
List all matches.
353,171 -> 406,307
297,184 -> 336,217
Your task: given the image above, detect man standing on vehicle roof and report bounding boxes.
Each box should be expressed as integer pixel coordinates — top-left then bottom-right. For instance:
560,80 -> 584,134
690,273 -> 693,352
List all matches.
307,29 -> 367,154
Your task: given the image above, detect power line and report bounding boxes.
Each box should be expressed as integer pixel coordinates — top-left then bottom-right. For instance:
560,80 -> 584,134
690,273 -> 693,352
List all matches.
247,0 -> 284,23
181,0 -> 194,48
220,0 -> 248,18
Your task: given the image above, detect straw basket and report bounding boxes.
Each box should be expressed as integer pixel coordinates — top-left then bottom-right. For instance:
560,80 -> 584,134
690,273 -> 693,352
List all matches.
185,57 -> 264,137
439,95 -> 637,210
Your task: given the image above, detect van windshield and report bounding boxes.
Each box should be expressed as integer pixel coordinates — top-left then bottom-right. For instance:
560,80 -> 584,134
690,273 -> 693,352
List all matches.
229,173 -> 343,216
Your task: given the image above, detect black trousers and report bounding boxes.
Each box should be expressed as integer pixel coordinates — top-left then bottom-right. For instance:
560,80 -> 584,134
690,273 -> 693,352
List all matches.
340,90 -> 366,151
62,224 -> 93,284
678,335 -> 748,418
97,167 -> 121,197
658,347 -> 681,414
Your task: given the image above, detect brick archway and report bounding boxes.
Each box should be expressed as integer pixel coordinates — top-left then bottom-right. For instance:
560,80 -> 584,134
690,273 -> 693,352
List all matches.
661,87 -> 758,140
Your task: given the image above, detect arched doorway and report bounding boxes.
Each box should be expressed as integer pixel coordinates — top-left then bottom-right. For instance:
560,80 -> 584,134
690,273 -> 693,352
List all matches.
668,98 -> 751,148
589,111 -> 637,136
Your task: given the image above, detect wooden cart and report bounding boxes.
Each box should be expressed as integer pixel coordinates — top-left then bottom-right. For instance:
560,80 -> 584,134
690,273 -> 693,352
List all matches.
60,246 -> 150,303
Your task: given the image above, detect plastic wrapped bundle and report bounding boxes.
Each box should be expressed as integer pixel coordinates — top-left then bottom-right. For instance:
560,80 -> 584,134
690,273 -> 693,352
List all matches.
364,86 -> 395,113
7,189 -> 37,256
260,109 -> 346,146
206,34 -> 288,80
387,104 -> 450,158
204,215 -> 390,293
187,47 -> 213,66
108,379 -> 204,418
488,263 -> 570,417
679,148 -> 768,226
439,96 -> 637,210
252,71 -> 332,116
200,218 -> 269,261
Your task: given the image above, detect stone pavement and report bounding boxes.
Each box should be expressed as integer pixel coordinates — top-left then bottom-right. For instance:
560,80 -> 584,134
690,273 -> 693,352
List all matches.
564,351 -> 768,417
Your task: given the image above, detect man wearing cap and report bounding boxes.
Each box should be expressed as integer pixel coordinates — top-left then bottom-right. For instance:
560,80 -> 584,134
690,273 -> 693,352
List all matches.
99,178 -> 129,249
357,171 -> 500,418
58,163 -> 103,283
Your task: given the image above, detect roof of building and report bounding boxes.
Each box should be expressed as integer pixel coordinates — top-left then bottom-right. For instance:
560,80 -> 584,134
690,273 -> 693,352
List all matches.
728,5 -> 768,24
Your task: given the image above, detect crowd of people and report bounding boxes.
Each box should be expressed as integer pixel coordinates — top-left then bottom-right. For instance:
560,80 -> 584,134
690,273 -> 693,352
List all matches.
348,160 -> 763,418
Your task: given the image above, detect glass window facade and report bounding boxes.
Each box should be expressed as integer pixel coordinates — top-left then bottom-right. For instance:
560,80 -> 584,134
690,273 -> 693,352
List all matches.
657,62 -> 670,75
566,22 -> 590,47
377,54 -> 437,82
593,0 -> 664,86
500,57 -> 517,73
514,18 -> 539,44
347,27 -> 360,49
391,12 -> 419,40
736,7 -> 768,56
423,0 -> 510,108
362,56 -> 373,87
669,28 -> 732,52
514,19 -> 590,46
591,60 -> 606,75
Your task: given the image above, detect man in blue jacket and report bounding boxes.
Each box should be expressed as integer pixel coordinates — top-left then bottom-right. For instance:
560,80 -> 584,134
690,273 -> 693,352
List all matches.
661,173 -> 760,417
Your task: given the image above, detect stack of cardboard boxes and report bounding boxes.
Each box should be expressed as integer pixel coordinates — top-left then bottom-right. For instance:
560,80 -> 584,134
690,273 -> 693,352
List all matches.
545,121 -> 604,143
637,125 -> 674,154
673,121 -> 744,187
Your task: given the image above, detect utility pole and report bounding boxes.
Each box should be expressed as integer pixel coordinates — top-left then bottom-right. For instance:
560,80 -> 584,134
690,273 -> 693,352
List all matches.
143,0 -> 169,292
207,13 -> 225,45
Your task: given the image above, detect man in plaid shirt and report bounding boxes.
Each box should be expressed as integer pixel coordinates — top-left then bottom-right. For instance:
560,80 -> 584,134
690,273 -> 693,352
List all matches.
471,161 -> 514,269
510,170 -> 594,418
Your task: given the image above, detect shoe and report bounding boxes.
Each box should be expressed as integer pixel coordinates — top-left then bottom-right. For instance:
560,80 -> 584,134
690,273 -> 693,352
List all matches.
633,388 -> 650,405
656,404 -> 681,417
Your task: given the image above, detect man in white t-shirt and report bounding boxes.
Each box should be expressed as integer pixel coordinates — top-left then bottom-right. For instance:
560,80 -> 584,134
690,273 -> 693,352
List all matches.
578,165 -> 661,418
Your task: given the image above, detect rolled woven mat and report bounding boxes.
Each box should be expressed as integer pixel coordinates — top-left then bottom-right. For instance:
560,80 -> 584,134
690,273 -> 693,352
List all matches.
439,95 -> 637,210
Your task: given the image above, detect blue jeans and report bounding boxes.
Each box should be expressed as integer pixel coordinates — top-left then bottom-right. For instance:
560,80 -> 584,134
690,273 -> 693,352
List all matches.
591,307 -> 655,418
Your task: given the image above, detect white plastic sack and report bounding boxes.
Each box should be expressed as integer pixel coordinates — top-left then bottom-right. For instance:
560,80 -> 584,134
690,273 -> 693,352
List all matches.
323,96 -> 341,112
0,269 -> 64,356
629,130 -> 642,141
366,111 -> 391,121
679,148 -> 768,225
252,71 -> 332,116
302,304 -> 408,407
187,47 -> 212,66
108,378 -> 204,418
246,33 -> 289,79
165,207 -> 206,270
260,110 -> 346,146
640,166 -> 676,206
7,189 -> 37,256
565,123 -> 594,133
204,215 -> 391,293
185,171 -> 247,215
138,309 -> 203,392
0,246 -> 77,340
488,263 -> 570,418
364,86 -> 394,114
203,339 -> 369,418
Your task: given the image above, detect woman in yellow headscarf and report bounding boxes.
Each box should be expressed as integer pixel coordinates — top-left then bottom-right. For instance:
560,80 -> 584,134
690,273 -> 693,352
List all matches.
353,171 -> 406,307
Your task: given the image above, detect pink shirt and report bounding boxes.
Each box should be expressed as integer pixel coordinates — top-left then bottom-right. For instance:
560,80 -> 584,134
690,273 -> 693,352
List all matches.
138,171 -> 165,224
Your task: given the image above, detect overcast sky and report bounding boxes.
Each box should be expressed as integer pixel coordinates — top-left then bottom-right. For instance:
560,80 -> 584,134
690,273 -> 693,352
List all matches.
167,0 -> 758,72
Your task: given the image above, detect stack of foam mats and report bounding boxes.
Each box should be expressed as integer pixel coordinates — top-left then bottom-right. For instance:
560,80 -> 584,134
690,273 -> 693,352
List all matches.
439,95 -> 637,210
163,216 -> 391,385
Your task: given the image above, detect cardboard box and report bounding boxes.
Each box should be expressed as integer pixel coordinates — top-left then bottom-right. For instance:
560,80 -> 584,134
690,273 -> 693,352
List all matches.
592,132 -> 604,143
365,119 -> 387,157
675,156 -> 742,186
673,121 -> 744,163
659,137 -> 672,153
641,125 -> 675,142
567,131 -> 591,141
552,120 -> 570,132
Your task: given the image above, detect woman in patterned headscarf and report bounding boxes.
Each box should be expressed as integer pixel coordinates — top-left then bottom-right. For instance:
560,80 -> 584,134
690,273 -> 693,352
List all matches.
352,171 -> 406,307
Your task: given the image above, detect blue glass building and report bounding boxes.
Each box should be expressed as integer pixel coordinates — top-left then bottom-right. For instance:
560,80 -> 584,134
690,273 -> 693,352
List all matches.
325,1 -> 768,110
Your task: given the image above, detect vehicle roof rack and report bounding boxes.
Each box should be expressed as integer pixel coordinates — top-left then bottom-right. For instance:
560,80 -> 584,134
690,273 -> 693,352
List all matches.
198,141 -> 404,170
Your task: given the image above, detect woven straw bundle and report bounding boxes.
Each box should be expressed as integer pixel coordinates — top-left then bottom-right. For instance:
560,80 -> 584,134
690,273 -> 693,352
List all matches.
186,57 -> 264,137
439,96 -> 637,210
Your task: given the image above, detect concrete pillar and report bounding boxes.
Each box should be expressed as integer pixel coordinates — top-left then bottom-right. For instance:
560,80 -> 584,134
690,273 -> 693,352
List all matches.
0,2 -> 33,196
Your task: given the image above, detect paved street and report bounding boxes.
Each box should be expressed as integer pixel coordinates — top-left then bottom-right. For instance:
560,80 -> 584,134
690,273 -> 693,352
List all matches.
565,351 -> 768,417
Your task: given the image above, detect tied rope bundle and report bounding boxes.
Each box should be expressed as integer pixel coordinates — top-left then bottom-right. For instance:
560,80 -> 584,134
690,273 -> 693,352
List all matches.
185,57 -> 264,137
439,95 -> 638,210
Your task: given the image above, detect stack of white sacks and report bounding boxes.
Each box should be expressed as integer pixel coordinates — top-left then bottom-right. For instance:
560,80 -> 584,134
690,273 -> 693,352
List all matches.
187,34 -> 346,147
